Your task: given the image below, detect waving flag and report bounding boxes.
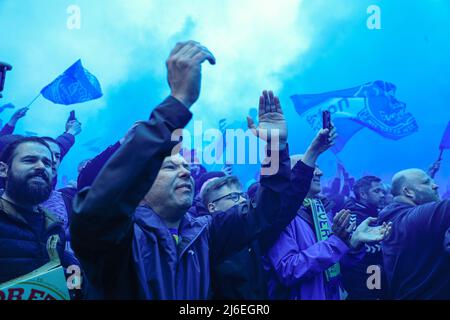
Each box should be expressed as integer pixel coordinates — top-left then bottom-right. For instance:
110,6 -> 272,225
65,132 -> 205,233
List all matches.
439,122 -> 450,150
291,81 -> 419,153
41,59 -> 102,105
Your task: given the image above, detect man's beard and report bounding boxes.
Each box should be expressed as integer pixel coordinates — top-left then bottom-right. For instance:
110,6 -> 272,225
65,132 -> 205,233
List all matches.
6,170 -> 52,206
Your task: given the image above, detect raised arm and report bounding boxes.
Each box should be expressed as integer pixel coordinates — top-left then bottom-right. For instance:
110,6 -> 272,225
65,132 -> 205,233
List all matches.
0,107 -> 28,136
71,41 -> 215,255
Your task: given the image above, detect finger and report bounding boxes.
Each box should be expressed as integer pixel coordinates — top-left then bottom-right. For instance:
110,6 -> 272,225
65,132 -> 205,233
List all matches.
337,210 -> 349,226
319,128 -> 329,139
184,45 -> 202,59
274,96 -> 283,114
191,50 -> 216,65
328,132 -> 338,140
341,213 -> 351,228
169,41 -> 189,57
268,90 -> 275,113
333,210 -> 344,224
259,95 -> 265,117
346,222 -> 356,233
171,41 -> 197,65
262,90 -> 270,114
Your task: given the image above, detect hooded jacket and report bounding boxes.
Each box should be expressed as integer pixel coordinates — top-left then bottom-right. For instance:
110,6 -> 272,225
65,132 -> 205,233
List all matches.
264,199 -> 363,300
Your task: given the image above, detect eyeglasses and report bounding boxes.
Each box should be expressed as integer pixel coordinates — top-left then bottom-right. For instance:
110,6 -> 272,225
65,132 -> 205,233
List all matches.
210,192 -> 248,204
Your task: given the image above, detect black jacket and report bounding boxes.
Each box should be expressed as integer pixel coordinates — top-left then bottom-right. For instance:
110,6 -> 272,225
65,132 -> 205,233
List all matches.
210,159 -> 314,300
341,198 -> 387,300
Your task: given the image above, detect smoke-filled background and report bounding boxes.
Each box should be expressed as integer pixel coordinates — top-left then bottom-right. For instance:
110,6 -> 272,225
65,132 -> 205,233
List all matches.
1,0 -> 449,192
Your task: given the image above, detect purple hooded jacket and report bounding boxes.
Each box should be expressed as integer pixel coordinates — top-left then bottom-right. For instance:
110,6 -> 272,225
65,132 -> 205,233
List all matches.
264,202 -> 363,300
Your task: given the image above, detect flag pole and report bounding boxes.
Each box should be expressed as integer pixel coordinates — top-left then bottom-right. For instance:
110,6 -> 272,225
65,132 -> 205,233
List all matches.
25,93 -> 41,108
438,148 -> 444,161
333,152 -> 344,165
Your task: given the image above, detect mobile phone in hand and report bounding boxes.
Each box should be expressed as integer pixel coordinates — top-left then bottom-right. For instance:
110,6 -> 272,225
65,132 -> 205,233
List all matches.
322,110 -> 331,130
322,110 -> 332,143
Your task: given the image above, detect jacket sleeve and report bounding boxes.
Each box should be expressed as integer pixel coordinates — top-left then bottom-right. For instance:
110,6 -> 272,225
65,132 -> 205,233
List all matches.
56,132 -> 75,160
0,123 -> 14,136
444,228 -> 450,253
266,225 -> 350,287
406,199 -> 450,238
209,146 -> 292,263
77,142 -> 121,190
258,158 -> 314,253
70,96 -> 192,255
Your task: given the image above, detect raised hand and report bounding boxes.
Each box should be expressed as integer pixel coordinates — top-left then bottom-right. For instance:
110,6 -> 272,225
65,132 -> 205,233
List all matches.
8,107 -> 29,126
247,90 -> 287,149
349,217 -> 393,249
167,40 -> 216,109
221,164 -> 233,176
302,124 -> 337,167
66,119 -> 82,136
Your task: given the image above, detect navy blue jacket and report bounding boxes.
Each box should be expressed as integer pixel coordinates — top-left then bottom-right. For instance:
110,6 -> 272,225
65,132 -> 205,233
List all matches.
379,199 -> 450,299
0,198 -> 78,284
342,198 -> 388,300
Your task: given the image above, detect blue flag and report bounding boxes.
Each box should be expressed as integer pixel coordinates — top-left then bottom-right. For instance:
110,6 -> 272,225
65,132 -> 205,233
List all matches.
291,81 -> 419,153
41,59 -> 102,105
440,122 -> 450,150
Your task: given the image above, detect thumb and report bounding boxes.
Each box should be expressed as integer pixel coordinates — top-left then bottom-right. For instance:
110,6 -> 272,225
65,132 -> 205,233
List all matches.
364,217 -> 378,226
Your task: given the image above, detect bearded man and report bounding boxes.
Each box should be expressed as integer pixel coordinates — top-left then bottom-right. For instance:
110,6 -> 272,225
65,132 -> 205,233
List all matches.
0,137 -> 76,284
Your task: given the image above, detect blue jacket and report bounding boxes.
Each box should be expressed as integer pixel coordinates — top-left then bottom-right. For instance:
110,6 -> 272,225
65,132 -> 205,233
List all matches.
378,199 -> 450,299
71,97 -> 295,299
264,198 -> 364,300
0,197 -> 78,284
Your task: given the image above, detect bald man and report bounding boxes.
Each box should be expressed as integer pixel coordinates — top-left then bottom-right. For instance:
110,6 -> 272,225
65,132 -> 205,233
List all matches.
378,168 -> 450,299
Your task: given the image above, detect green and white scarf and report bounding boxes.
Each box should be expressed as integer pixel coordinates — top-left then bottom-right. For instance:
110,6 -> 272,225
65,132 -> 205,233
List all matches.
304,198 -> 341,282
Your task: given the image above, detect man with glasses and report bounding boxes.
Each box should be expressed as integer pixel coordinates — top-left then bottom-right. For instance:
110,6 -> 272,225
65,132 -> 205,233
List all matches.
202,175 -> 270,299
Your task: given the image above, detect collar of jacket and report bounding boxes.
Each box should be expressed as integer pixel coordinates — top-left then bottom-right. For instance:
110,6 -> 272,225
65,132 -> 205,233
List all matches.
346,197 -> 379,218
0,196 -> 62,230
133,205 -> 210,256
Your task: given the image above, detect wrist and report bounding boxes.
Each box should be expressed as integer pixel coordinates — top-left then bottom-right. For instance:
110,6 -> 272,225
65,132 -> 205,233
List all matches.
348,234 -> 362,249
171,94 -> 192,109
302,147 -> 319,167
